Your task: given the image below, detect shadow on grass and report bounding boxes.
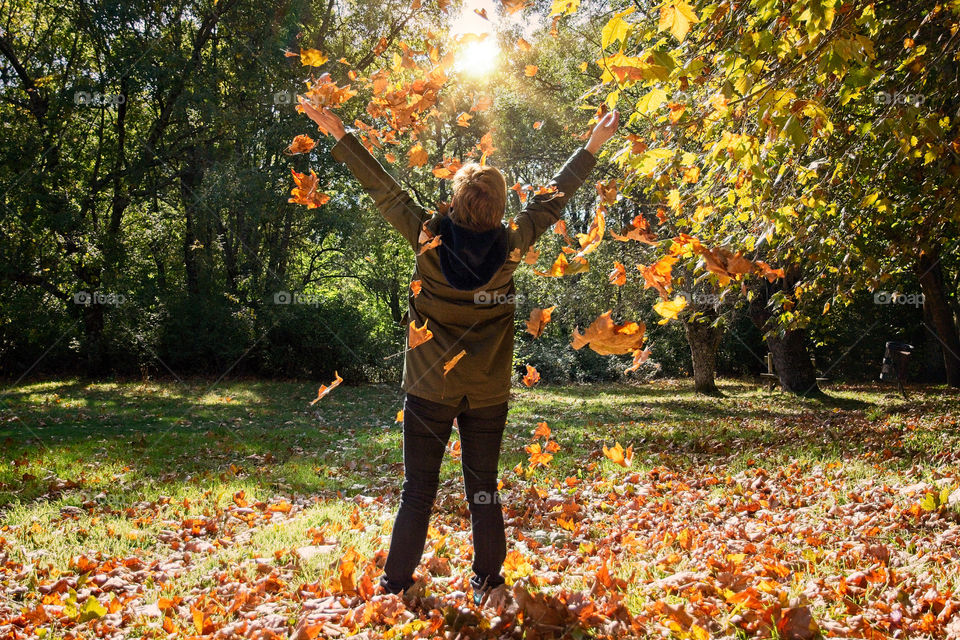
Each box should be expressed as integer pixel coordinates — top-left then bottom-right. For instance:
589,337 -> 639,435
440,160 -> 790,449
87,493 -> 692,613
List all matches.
1,377 -> 957,507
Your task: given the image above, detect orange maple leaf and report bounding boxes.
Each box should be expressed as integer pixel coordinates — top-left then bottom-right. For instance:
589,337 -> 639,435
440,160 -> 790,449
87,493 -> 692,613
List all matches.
595,179 -> 617,204
526,306 -> 556,338
571,310 -> 646,355
639,254 -> 678,300
522,364 -> 540,387
602,442 -> 633,467
575,205 -> 606,258
309,371 -> 343,405
525,442 -> 553,468
432,157 -> 463,179
609,261 -> 626,286
610,214 -> 657,244
407,143 -> 429,167
443,349 -> 467,375
532,421 -> 551,439
289,169 -> 330,209
408,320 -> 433,348
286,134 -> 316,155
625,346 -> 652,373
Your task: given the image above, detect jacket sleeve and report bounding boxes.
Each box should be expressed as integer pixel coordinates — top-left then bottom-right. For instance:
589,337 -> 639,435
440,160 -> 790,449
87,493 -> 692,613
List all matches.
330,132 -> 430,249
514,146 -> 598,250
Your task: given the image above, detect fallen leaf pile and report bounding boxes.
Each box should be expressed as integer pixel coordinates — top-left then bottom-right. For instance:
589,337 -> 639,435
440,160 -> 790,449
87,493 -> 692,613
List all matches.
2,383 -> 959,639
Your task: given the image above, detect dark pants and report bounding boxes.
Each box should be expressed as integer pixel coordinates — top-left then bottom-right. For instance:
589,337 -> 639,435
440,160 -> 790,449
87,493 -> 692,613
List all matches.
381,392 -> 508,593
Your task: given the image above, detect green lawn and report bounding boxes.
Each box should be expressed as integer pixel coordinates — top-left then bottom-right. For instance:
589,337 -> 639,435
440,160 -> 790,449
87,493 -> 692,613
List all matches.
1,379 -> 958,638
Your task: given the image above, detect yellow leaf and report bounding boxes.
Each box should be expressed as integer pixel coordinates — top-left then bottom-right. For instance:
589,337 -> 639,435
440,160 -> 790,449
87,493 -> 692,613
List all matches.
601,7 -> 635,49
659,1 -> 699,42
299,48 -> 329,67
550,0 -> 579,16
653,295 -> 687,323
636,87 -> 667,114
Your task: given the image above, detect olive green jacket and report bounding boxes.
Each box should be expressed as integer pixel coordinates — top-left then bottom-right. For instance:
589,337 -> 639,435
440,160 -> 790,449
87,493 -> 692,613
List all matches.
330,132 -> 597,407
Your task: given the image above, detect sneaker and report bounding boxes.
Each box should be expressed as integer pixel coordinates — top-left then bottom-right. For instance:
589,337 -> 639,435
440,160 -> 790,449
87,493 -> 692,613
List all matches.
470,573 -> 505,606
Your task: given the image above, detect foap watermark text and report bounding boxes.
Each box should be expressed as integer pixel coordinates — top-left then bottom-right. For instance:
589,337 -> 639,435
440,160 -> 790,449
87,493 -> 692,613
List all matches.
874,291 -> 925,308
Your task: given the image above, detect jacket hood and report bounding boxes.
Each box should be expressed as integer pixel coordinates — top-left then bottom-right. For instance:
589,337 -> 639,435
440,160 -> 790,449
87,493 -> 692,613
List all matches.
436,215 -> 508,291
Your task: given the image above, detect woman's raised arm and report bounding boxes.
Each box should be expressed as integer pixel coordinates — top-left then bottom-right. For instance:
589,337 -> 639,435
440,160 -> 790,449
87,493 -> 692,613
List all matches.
512,110 -> 619,250
298,100 -> 429,249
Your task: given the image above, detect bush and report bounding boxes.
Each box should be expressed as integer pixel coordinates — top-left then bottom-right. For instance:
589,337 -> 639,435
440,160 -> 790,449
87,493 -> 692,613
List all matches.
513,336 -> 632,384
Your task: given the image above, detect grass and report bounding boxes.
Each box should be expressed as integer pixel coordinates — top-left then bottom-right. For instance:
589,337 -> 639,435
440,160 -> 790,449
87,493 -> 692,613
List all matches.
1,377 -> 958,638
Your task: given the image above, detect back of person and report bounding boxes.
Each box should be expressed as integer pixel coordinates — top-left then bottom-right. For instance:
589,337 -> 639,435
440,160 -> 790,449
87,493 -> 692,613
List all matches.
299,97 -> 618,601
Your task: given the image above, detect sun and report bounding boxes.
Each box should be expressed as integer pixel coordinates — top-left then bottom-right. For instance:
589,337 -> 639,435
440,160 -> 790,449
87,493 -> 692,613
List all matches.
455,38 -> 500,77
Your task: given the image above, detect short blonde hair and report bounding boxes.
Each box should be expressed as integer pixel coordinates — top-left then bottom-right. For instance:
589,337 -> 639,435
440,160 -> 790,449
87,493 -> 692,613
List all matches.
450,163 -> 506,231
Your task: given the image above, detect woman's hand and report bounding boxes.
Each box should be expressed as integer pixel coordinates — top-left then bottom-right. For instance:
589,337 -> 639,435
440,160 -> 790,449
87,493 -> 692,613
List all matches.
584,109 -> 619,155
298,97 -> 347,141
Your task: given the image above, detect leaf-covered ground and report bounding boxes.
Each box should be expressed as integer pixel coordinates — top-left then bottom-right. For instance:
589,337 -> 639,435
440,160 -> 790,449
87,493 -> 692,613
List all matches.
1,379 -> 959,639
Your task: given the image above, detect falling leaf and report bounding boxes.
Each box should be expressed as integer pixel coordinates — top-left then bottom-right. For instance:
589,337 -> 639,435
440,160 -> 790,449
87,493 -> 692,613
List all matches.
432,157 -> 463,179
523,364 -> 540,387
410,280 -> 422,296
639,253 -> 678,299
525,65 -> 539,77
456,112 -> 473,127
755,260 -> 786,282
501,0 -> 530,14
624,346 -> 652,373
533,421 -> 551,439
286,134 -> 316,155
609,262 -> 626,286
533,120 -> 544,129
595,179 -> 617,204
289,169 -> 330,208
309,371 -> 343,405
575,206 -> 606,258
417,222 -> 443,254
298,48 -> 329,67
409,320 -> 433,348
471,94 -> 493,112
653,295 -> 687,323
407,143 -> 429,167
299,73 -> 357,108
474,7 -> 489,19
534,251 -> 589,277
418,234 -> 442,255
571,310 -> 646,355
443,349 -> 467,375
695,245 -> 756,287
610,214 -> 657,244
602,441 -> 633,467
395,409 -> 404,422
478,131 -> 497,156
526,306 -> 556,338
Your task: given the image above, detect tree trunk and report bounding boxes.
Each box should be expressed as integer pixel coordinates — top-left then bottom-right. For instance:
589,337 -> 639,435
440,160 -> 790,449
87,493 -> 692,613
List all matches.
684,317 -> 723,394
916,247 -> 960,388
81,301 -> 108,376
749,273 -> 821,395
765,329 -> 819,393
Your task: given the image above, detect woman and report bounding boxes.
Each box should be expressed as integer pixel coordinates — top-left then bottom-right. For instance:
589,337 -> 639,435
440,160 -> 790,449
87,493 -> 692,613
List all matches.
299,98 -> 619,602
